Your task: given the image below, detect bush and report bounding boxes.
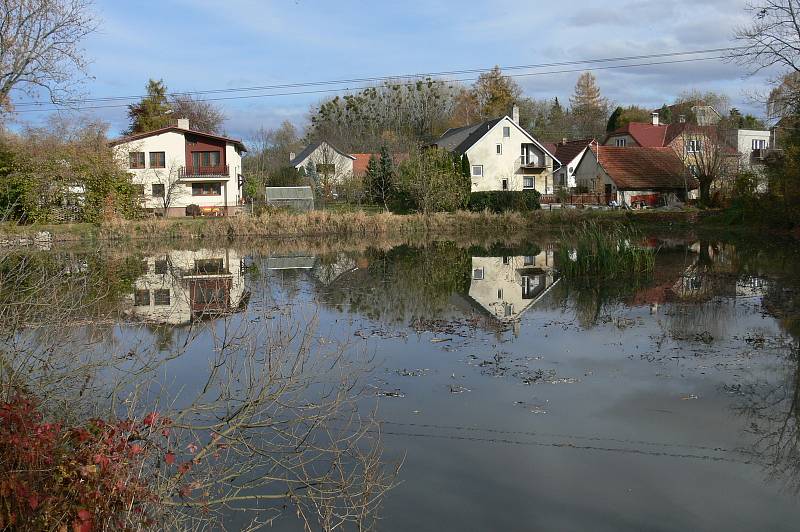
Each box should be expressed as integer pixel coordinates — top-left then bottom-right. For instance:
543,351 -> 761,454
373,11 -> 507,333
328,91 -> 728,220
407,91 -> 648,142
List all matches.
185,204 -> 201,217
467,190 -> 541,213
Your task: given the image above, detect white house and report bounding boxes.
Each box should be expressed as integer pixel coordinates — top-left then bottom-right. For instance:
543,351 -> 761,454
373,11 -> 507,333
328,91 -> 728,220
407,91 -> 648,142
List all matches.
725,129 -> 773,170
289,140 -> 355,183
431,106 -> 560,193
549,138 -> 594,190
110,119 -> 247,217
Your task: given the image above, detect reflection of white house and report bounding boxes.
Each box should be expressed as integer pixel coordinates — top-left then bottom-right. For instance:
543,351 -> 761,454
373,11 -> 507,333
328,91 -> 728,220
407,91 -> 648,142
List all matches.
110,119 -> 247,217
467,252 -> 558,323
126,249 -> 248,325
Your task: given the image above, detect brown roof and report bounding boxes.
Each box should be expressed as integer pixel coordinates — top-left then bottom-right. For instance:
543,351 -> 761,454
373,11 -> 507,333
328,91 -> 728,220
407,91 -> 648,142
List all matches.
604,122 -> 736,154
591,146 -> 699,190
109,126 -> 247,152
552,138 -> 594,165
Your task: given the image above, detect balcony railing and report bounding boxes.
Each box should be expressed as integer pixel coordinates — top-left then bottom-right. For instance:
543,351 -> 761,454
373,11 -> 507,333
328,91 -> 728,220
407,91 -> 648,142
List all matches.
179,165 -> 229,178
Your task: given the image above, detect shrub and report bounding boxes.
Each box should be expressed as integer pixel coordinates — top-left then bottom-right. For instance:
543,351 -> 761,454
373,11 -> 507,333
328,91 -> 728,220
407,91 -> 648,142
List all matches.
185,204 -> 201,217
0,393 -> 165,530
467,190 -> 541,213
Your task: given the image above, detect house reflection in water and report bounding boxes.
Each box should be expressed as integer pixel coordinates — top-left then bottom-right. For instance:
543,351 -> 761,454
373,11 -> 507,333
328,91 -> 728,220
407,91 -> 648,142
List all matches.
465,250 -> 558,332
127,249 -> 249,324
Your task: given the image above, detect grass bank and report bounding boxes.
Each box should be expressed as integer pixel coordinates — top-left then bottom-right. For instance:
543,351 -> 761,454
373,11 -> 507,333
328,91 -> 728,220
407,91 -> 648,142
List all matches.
1,208 -> 703,244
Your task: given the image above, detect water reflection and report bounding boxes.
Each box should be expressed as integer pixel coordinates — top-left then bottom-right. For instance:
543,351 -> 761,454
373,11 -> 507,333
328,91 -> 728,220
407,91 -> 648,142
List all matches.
125,248 -> 250,324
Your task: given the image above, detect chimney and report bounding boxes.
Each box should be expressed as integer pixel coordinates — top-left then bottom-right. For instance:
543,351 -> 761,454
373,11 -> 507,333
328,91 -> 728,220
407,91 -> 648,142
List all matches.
562,137 -> 568,145
679,114 -> 686,124
512,104 -> 520,124
651,112 -> 659,126
177,118 -> 190,130
289,152 -> 296,162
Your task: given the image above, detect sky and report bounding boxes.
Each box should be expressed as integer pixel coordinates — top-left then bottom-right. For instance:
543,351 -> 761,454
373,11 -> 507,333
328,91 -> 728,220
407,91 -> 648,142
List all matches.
10,0 -> 783,142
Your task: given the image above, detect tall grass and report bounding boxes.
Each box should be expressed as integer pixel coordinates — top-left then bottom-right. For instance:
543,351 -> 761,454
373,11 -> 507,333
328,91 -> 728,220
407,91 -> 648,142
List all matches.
556,221 -> 655,279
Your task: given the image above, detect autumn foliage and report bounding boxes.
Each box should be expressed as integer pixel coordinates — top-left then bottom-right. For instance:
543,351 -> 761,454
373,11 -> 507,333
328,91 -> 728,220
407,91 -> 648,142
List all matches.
0,394 -> 166,531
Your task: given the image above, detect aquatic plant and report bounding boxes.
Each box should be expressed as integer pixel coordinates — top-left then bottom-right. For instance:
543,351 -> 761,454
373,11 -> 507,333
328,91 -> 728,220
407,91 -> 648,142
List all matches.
556,221 -> 655,279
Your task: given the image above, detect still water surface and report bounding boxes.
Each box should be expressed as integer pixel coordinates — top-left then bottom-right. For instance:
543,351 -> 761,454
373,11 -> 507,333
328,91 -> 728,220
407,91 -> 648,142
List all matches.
26,234 -> 800,530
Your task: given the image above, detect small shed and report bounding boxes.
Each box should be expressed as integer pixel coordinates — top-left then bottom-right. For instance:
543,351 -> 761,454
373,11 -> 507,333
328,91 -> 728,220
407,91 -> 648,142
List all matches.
265,186 -> 315,212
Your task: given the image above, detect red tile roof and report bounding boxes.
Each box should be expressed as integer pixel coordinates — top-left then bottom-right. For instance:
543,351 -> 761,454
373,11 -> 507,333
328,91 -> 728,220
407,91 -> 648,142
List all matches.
591,146 -> 699,190
605,123 -> 669,147
350,152 -> 409,175
552,138 -> 594,166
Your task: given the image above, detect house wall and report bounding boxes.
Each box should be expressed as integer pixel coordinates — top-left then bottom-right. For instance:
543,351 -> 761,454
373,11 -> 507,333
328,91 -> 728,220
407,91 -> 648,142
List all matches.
604,134 -> 637,147
554,149 -> 586,189
465,117 -> 555,193
726,129 -> 771,169
292,143 -> 354,182
113,131 -> 242,216
573,149 -> 615,194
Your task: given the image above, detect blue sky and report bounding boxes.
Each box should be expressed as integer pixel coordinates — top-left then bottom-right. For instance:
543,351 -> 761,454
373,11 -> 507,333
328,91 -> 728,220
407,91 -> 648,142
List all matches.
11,0 -> 780,141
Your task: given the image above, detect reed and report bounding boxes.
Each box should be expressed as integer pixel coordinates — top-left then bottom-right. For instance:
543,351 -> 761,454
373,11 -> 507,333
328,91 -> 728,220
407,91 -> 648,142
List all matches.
556,221 -> 656,279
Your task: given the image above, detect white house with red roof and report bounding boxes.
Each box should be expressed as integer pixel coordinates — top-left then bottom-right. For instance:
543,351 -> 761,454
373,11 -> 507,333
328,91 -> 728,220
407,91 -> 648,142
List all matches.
110,119 -> 247,217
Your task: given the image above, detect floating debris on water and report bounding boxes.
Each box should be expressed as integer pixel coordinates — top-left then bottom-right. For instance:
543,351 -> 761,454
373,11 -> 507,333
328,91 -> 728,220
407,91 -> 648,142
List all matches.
448,385 -> 471,394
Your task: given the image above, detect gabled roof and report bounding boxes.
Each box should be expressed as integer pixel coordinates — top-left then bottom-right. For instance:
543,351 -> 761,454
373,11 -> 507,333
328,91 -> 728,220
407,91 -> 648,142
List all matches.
432,116 -> 560,164
605,123 -> 669,147
552,138 -> 595,165
289,140 -> 355,167
588,146 -> 699,190
110,126 -> 247,152
351,152 -> 410,175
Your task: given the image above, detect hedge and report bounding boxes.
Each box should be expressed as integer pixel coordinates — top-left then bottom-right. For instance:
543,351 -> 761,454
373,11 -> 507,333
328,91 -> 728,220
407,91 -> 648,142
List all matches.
467,190 -> 541,213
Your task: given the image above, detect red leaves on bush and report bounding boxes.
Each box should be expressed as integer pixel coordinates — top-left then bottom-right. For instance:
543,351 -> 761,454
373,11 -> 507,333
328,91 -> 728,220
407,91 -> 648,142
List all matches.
177,462 -> 192,475
164,452 -> 176,465
142,412 -> 159,427
0,393 -> 158,530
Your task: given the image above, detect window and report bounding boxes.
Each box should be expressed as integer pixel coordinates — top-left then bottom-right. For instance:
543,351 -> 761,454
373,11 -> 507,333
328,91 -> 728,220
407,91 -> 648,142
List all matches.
502,178 -> 509,191
192,151 -> 221,168
194,258 -> 225,275
686,139 -> 702,153
502,256 -> 510,265
503,303 -> 513,318
192,182 -> 221,196
689,165 -> 699,176
152,184 -> 165,198
752,139 -> 767,150
503,127 -> 511,138
149,151 -> 165,168
153,289 -> 171,306
472,268 -> 484,280
496,144 -> 502,155
497,289 -> 503,300
523,176 -> 534,189
316,163 -> 335,175
129,152 -> 145,169
471,165 -> 483,177
154,258 -> 168,275
195,284 -> 226,305
520,145 -> 527,165
134,290 -> 150,306
524,256 -> 534,266
615,138 -> 627,147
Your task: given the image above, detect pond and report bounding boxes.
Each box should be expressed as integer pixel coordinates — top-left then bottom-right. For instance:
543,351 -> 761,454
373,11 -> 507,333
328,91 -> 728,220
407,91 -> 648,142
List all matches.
3,232 -> 800,531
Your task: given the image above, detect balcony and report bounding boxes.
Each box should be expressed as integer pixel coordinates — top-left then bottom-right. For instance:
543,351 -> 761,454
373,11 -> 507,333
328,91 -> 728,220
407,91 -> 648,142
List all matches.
179,164 -> 229,179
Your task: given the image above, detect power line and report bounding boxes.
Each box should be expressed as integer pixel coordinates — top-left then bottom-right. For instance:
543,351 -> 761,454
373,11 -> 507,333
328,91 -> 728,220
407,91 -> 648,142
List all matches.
11,46 -> 743,109
14,53 -> 730,114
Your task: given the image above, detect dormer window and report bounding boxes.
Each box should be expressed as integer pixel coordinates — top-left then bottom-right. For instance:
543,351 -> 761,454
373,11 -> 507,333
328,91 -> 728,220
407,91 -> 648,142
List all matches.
615,138 -> 626,147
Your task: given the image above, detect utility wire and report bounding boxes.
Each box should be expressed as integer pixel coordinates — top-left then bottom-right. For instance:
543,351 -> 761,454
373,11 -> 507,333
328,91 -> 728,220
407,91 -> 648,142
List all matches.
14,54 -> 729,114
11,46 -> 744,109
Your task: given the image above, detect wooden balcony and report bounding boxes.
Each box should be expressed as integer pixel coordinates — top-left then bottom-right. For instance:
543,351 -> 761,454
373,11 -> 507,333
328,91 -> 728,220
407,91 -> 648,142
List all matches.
179,165 -> 229,178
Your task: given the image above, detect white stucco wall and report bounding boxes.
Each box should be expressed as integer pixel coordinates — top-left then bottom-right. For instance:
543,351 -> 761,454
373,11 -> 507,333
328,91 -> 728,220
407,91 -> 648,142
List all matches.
554,149 -> 586,189
726,129 -> 771,170
464,117 -> 555,193
113,131 -> 242,213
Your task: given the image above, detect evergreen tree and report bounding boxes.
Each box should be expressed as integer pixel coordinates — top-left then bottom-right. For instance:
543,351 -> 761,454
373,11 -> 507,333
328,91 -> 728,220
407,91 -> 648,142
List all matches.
606,106 -> 623,132
365,154 -> 380,202
372,146 -> 395,210
460,153 -> 471,178
126,79 -> 172,134
569,73 -> 609,138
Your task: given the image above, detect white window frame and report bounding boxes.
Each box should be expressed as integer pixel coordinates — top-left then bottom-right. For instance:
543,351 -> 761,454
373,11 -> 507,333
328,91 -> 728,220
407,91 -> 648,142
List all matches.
686,139 -> 701,153
523,176 -> 534,189
472,165 -> 483,177
503,126 -> 511,138
752,139 -> 766,150
501,178 -> 509,191
496,143 -> 502,155
472,268 -> 484,280
615,138 -> 627,147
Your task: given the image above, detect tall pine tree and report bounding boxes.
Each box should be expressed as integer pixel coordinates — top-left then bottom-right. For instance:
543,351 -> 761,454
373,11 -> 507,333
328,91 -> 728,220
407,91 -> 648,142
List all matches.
126,79 -> 172,134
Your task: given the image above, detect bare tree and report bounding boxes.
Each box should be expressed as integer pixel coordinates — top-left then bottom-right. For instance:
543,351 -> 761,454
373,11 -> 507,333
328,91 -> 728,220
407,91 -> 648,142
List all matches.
147,160 -> 187,215
0,0 -> 97,113
169,94 -> 226,134
680,125 -> 738,204
733,1 -> 800,75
